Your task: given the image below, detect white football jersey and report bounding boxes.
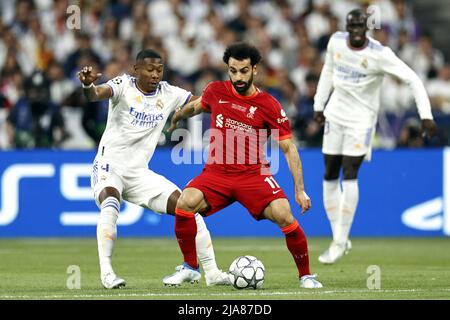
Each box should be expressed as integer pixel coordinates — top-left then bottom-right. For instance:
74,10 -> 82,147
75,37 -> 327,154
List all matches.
97,74 -> 191,169
314,32 -> 433,129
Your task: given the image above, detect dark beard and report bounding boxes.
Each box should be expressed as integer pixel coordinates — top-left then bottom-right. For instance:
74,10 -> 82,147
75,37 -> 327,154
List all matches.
231,73 -> 254,94
349,35 -> 366,48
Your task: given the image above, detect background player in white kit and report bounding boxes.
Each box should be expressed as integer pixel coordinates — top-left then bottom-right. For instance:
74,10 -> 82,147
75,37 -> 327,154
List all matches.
77,49 -> 229,288
313,9 -> 437,264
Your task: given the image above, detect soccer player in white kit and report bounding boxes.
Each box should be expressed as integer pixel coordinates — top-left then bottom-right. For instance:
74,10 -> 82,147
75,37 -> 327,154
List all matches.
77,49 -> 230,288
313,9 -> 437,264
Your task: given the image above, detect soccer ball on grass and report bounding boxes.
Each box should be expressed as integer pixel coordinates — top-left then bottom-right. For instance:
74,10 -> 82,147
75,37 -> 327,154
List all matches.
228,255 -> 265,289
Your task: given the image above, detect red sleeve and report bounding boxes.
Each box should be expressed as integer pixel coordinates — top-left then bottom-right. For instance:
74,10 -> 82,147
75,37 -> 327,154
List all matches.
265,97 -> 292,141
200,82 -> 215,112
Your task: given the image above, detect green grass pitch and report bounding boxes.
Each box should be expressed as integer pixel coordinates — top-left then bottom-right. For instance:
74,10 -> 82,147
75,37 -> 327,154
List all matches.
0,238 -> 449,300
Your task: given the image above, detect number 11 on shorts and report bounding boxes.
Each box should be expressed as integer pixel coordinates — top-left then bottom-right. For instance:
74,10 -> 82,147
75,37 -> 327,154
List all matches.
264,176 -> 280,191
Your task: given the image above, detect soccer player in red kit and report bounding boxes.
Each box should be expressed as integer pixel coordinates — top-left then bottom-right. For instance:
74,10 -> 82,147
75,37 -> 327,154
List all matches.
163,43 -> 323,288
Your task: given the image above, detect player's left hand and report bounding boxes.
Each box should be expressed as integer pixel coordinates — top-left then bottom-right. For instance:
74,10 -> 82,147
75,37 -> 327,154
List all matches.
296,190 -> 311,215
421,119 -> 437,138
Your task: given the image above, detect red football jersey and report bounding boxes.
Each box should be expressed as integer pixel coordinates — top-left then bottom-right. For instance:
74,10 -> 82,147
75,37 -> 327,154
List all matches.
201,80 -> 292,172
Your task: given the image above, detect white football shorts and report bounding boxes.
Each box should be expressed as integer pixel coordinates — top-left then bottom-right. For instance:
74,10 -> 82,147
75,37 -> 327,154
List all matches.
322,120 -> 374,157
91,157 -> 180,214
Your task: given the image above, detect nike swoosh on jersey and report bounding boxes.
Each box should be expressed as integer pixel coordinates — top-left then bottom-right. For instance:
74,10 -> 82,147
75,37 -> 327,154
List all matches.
218,99 -> 229,104
272,190 -> 282,194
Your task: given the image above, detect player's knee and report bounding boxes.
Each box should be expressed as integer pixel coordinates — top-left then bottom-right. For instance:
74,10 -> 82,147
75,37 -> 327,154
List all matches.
177,191 -> 202,212
272,211 -> 295,228
324,169 -> 340,180
165,190 -> 181,215
99,187 -> 121,204
176,197 -> 193,212
343,171 -> 358,180
342,165 -> 359,180
342,156 -> 364,180
324,162 -> 341,180
324,155 -> 342,180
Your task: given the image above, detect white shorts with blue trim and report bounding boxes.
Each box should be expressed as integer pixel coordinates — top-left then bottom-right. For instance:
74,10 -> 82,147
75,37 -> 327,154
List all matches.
322,120 -> 374,158
91,156 -> 179,213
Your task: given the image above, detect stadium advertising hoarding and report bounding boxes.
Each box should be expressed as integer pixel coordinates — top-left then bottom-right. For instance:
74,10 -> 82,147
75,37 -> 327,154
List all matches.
0,148 -> 448,237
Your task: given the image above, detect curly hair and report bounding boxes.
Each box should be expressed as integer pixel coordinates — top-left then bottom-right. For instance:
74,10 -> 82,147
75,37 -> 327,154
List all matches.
223,42 -> 262,66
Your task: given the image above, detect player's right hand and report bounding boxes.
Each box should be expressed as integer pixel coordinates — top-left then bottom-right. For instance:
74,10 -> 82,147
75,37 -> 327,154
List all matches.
296,190 -> 311,215
421,119 -> 437,138
313,112 -> 325,126
77,66 -> 102,86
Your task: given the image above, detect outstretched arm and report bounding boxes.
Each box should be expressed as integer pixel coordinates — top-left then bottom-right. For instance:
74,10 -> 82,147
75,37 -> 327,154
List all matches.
168,96 -> 205,132
77,66 -> 112,102
278,138 -> 311,214
380,48 -> 437,137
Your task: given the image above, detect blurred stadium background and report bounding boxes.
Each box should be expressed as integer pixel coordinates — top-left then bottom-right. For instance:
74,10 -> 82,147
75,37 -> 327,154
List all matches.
2,0 -> 450,150
1,0 -> 450,300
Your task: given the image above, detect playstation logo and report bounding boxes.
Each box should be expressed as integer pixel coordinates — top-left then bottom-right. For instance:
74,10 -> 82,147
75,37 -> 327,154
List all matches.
401,148 -> 450,235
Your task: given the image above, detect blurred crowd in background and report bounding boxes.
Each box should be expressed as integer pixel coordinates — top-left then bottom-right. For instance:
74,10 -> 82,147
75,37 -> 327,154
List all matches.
1,0 -> 449,150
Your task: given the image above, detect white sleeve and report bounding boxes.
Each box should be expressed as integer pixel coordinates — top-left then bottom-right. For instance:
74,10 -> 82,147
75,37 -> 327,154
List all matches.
106,74 -> 126,105
171,85 -> 192,111
314,37 -> 334,112
379,47 -> 433,120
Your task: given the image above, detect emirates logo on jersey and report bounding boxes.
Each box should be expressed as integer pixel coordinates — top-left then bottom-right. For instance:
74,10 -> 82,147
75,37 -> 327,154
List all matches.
216,114 -> 224,128
129,107 -> 164,128
247,106 -> 258,118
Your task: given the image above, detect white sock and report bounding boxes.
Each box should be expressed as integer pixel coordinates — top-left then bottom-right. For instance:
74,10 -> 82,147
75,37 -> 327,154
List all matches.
323,179 -> 341,242
336,180 -> 359,245
195,213 -> 220,277
97,197 -> 120,275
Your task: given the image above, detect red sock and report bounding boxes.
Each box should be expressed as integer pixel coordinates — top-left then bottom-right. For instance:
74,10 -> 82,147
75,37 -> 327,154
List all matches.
175,208 -> 198,269
282,220 -> 311,277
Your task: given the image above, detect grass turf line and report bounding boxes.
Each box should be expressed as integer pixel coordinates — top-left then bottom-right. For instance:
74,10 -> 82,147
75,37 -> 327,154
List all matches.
0,238 -> 449,300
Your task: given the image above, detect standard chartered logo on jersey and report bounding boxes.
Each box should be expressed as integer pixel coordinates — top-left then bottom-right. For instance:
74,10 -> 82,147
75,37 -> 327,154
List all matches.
216,114 -> 224,128
401,148 -> 450,235
169,116 -> 280,174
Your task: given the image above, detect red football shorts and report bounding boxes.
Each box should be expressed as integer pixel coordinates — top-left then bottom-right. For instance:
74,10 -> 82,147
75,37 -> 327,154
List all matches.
185,167 -> 287,220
